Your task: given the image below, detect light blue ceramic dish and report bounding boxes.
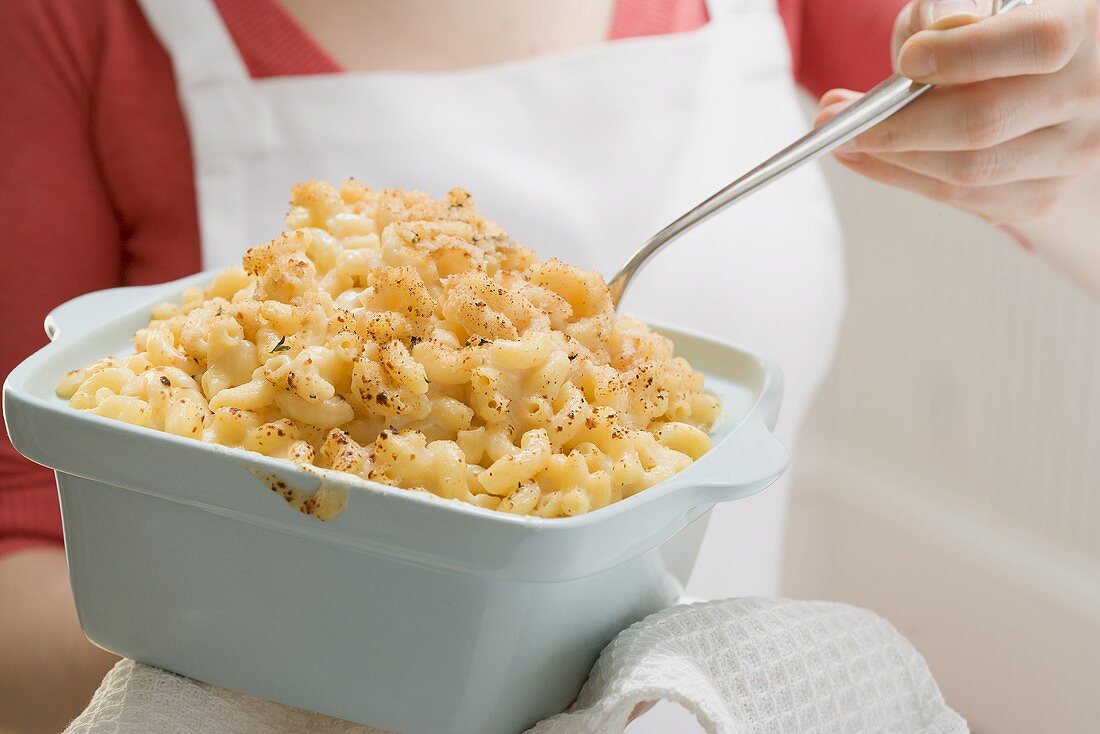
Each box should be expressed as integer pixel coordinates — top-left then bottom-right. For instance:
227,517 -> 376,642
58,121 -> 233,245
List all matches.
4,271 -> 788,734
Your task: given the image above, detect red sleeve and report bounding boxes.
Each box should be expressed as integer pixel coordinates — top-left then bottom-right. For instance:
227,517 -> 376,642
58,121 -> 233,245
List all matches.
0,0 -> 125,555
787,0 -> 909,97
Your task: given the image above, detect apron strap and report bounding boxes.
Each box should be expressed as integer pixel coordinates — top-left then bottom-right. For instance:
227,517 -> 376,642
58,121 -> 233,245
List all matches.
705,0 -> 777,19
137,0 -> 250,88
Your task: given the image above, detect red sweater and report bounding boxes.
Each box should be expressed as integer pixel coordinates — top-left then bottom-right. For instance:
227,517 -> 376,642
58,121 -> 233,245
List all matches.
0,0 -> 904,556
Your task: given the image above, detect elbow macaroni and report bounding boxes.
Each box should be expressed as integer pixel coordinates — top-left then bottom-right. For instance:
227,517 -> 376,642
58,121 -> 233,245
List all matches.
57,181 -> 721,518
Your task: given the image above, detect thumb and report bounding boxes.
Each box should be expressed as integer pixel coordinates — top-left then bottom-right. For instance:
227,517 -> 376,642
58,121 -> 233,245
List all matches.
893,0 -> 994,66
915,0 -> 995,30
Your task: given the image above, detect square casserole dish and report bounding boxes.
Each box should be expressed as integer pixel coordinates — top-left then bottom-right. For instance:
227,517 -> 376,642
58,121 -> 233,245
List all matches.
4,271 -> 789,734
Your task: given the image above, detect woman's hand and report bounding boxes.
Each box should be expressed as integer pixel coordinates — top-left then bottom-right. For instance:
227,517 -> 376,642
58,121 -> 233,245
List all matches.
0,548 -> 119,733
816,0 -> 1100,227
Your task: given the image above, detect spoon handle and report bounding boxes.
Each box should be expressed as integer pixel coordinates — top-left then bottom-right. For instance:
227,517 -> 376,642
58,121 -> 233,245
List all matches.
608,0 -> 1032,306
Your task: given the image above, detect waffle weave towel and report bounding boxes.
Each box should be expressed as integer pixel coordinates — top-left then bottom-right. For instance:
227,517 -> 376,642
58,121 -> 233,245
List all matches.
65,597 -> 967,734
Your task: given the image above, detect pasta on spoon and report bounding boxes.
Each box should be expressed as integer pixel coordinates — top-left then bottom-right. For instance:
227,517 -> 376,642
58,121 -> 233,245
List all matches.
56,181 -> 720,518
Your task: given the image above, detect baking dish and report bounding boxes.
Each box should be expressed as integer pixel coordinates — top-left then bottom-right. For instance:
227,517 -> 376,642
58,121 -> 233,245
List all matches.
4,271 -> 788,734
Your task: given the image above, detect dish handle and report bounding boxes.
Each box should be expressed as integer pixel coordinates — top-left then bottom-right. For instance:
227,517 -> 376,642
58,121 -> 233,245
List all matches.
665,415 -> 790,511
669,353 -> 789,506
44,284 -> 165,343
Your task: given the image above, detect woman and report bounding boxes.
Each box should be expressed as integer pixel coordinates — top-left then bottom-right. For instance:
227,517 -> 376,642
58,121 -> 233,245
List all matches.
1,0 -> 1097,731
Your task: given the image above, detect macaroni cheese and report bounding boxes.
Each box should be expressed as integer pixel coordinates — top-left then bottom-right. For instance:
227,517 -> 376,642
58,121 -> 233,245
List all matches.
57,181 -> 720,517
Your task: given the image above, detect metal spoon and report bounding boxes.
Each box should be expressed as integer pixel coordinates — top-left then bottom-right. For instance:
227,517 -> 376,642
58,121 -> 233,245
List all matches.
608,0 -> 1032,307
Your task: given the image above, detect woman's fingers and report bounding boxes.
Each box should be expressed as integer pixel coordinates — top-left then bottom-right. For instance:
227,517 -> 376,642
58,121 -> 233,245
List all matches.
822,74 -> 1080,152
897,0 -> 1097,84
816,88 -> 860,113
834,151 -> 1071,223
862,123 -> 1100,186
833,0 -> 1100,228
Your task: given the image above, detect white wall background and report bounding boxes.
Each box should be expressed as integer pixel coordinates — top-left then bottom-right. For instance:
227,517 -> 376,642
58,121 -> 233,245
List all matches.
629,105 -> 1100,733
785,153 -> 1100,733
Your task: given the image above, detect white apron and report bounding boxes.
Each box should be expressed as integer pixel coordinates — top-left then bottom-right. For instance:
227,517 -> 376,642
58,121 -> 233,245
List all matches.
139,0 -> 846,598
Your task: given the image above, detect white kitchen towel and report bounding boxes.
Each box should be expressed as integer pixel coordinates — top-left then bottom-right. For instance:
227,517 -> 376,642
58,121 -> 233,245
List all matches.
65,598 -> 967,734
